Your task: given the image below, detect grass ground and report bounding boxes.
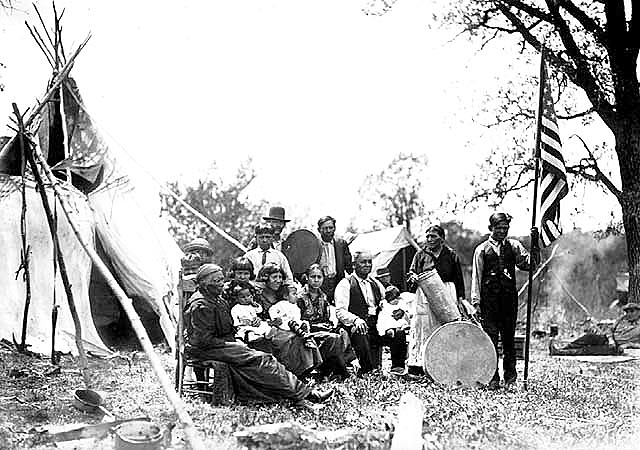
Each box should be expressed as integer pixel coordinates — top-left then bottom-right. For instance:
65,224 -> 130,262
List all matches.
1,339 -> 639,450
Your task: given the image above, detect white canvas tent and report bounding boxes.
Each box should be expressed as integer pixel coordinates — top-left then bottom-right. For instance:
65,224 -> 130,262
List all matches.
349,225 -> 420,289
0,77 -> 183,355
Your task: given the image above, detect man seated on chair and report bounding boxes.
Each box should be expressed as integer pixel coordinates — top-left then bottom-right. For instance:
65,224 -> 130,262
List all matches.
183,263 -> 332,408
549,302 -> 640,356
334,250 -> 407,376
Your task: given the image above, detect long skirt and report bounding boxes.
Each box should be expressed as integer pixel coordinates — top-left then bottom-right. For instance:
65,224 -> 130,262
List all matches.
186,341 -> 310,404
407,282 -> 457,367
313,328 -> 357,376
249,329 -> 322,377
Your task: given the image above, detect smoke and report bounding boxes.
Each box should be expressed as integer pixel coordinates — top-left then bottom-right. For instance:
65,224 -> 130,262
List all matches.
521,230 -> 627,330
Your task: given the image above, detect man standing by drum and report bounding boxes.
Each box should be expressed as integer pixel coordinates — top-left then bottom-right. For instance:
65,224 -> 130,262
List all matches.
335,250 -> 407,375
471,212 -> 539,389
317,216 -> 353,303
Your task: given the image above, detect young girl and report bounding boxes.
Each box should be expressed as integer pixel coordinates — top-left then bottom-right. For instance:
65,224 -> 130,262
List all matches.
296,263 -> 356,380
229,281 -> 272,342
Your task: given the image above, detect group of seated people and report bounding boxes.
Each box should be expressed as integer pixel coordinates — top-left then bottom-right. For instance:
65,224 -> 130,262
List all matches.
178,219 -> 418,408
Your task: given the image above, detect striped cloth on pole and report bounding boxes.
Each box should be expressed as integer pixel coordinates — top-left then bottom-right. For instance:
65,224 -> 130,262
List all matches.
538,63 -> 568,247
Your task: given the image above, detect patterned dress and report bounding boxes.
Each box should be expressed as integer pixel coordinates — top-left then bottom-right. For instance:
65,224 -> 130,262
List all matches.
297,286 -> 356,376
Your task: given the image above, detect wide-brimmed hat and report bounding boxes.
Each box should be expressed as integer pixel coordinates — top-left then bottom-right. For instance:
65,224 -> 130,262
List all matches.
184,237 -> 212,254
375,267 -> 391,278
622,302 -> 640,311
263,206 -> 290,222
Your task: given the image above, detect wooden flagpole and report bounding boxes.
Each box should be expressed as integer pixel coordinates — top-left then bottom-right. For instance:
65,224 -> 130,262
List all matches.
523,49 -> 546,390
32,138 -> 205,450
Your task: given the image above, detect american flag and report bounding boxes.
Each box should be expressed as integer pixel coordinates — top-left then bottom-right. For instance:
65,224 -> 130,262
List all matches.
537,62 -> 568,247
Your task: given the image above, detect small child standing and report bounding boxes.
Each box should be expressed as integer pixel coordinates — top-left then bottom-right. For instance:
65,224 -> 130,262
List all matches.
269,300 -> 317,348
229,281 -> 273,342
377,286 -> 411,338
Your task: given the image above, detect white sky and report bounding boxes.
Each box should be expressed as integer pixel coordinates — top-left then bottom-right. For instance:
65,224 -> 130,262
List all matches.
0,0 -> 621,237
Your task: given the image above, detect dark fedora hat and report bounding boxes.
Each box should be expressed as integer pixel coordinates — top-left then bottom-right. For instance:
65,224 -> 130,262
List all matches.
263,206 -> 290,222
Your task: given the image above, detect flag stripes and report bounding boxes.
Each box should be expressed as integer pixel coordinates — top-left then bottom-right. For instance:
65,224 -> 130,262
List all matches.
538,64 -> 568,247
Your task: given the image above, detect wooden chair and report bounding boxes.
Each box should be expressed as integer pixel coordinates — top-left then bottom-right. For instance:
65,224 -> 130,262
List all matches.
175,272 -> 234,405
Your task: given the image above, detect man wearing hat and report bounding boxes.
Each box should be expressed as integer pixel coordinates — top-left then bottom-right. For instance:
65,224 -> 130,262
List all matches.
263,206 -> 290,252
549,302 -> 640,355
374,267 -> 393,288
316,215 -> 353,303
471,212 -> 540,389
613,302 -> 640,349
183,264 -> 332,408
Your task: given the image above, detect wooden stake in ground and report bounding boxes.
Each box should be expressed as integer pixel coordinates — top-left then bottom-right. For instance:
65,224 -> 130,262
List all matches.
12,103 -> 91,386
16,107 -> 33,353
32,142 -> 205,450
390,392 -> 424,450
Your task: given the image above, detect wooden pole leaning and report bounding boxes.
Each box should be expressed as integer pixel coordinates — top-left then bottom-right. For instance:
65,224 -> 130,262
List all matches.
161,185 -> 248,253
32,146 -> 205,450
0,34 -> 90,157
12,103 -> 91,384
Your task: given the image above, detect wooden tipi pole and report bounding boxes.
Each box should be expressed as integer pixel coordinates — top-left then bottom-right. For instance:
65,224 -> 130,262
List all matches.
12,103 -> 91,385
33,138 -> 205,450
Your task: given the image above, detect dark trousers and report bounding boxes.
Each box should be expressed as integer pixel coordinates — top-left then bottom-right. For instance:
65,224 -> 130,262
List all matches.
481,294 -> 517,383
186,341 -> 310,403
348,315 -> 407,373
321,276 -> 339,304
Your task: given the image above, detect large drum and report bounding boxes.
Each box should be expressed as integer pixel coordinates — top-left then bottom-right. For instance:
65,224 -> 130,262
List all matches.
281,229 -> 322,275
423,321 -> 497,386
416,269 -> 461,323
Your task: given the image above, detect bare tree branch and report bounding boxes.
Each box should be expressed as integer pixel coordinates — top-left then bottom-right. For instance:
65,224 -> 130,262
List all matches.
556,0 -> 606,43
544,0 -> 616,128
569,134 -> 622,200
557,107 -> 595,119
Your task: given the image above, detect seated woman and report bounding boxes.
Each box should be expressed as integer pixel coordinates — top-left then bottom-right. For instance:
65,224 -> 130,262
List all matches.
549,302 -> 640,355
249,263 -> 322,378
297,263 -> 356,381
183,264 -> 332,407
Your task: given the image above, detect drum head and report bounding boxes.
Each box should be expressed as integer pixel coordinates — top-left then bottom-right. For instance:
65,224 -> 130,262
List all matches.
281,229 -> 321,274
423,321 -> 496,387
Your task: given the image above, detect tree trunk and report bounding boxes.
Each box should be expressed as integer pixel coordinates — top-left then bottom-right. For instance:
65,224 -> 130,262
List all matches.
616,112 -> 640,304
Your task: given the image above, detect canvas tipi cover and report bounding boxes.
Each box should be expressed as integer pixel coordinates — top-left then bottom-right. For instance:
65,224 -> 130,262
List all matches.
0,78 -> 182,354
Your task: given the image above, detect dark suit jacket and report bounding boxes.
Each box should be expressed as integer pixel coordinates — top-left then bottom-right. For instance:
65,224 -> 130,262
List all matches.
317,237 -> 353,281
